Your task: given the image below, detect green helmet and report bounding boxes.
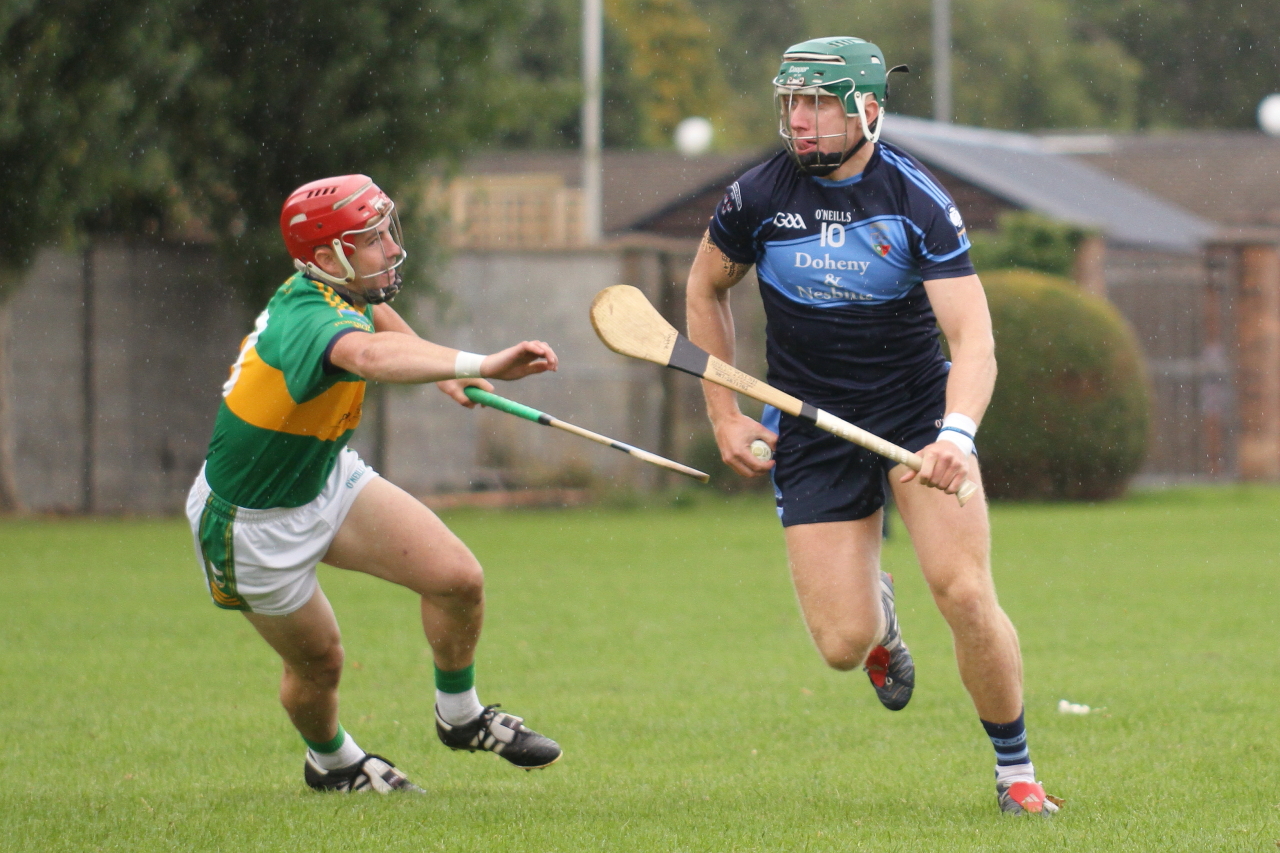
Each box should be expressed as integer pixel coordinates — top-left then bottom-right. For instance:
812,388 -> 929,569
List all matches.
775,37 -> 891,112
773,37 -> 907,176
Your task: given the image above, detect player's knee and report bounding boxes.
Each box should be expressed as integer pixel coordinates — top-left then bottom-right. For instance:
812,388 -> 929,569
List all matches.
813,627 -> 879,671
929,575 -> 992,627
288,641 -> 344,690
312,643 -> 345,688
430,558 -> 485,608
451,571 -> 485,609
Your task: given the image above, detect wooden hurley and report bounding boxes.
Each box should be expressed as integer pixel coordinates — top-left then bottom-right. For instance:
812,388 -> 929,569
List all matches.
463,386 -> 710,483
588,284 -> 978,506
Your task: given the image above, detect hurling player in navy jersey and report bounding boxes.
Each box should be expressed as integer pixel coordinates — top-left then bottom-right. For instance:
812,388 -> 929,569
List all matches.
686,37 -> 1058,815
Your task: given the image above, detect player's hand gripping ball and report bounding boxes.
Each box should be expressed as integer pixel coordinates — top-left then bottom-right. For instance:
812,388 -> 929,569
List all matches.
750,439 -> 773,462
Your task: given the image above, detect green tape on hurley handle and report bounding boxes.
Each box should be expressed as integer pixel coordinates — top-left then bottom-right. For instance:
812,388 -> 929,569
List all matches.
463,386 -> 550,424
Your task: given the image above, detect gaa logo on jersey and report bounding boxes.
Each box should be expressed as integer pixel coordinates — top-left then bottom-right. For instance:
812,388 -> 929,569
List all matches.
772,212 -> 807,229
869,224 -> 892,257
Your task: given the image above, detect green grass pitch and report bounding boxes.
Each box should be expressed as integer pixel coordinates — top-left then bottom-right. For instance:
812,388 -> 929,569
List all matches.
2,488 -> 1278,851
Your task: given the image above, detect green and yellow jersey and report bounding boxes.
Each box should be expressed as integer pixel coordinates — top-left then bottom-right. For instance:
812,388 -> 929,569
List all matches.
204,273 -> 374,508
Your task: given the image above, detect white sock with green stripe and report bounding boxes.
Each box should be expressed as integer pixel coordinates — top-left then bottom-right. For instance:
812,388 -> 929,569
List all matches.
304,724 -> 365,771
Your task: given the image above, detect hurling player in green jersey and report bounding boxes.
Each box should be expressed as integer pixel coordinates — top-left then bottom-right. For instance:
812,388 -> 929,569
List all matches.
186,175 -> 562,794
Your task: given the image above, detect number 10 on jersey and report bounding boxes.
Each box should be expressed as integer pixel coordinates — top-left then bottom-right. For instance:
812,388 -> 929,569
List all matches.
819,222 -> 846,247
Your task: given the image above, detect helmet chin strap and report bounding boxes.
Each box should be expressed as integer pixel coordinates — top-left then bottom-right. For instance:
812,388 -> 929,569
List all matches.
321,274 -> 403,306
796,112 -> 880,177
358,270 -> 403,305
295,238 -> 358,287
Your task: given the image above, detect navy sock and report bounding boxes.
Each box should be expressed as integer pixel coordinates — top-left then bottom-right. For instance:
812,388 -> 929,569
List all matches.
981,709 -> 1030,766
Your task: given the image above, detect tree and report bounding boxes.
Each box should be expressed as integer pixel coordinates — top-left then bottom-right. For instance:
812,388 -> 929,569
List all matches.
968,211 -> 1091,277
0,1 -> 174,273
0,0 -> 182,510
795,0 -> 1143,130
154,0 -> 541,295
1078,0 -> 1280,129
604,0 -> 731,147
478,0 -> 742,150
0,0 -> 531,509
691,0 -> 808,147
473,0 -> 585,148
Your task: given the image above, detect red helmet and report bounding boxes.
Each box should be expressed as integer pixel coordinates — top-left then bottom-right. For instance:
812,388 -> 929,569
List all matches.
279,174 -> 406,302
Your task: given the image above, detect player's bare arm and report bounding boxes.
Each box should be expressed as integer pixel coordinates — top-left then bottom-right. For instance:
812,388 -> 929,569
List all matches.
367,302 -> 514,407
371,301 -> 418,336
686,230 -> 776,476
371,301 -> 481,405
900,274 -> 996,494
329,332 -> 557,386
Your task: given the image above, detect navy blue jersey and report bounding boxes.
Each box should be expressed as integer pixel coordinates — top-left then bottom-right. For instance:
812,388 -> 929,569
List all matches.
708,144 -> 974,414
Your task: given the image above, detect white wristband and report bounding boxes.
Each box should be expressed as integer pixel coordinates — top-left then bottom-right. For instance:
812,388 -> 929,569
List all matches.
937,412 -> 977,456
454,351 -> 486,379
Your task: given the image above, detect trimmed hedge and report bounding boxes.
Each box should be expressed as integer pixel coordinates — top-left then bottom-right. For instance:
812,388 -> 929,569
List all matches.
979,270 -> 1150,500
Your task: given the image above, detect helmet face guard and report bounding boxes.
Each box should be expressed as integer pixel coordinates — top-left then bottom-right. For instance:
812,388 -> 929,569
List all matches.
280,175 -> 408,304
773,37 -> 903,177
774,83 -> 881,177
307,201 -> 407,305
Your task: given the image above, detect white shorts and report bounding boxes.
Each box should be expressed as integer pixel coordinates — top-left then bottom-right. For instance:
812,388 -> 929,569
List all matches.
185,448 -> 379,616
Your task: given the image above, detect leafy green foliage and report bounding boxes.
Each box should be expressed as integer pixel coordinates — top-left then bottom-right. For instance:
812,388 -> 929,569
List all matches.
981,270 -> 1150,500
156,0 -> 526,298
478,0 -> 585,148
480,0 -> 744,150
499,0 -> 1145,145
606,0 -> 731,148
0,1 -> 175,277
800,0 -> 1279,130
796,0 -> 1143,130
4,0 -> 1274,297
1078,0 -> 1280,129
969,212 -> 1091,277
0,0 -> 528,297
690,0 -> 808,147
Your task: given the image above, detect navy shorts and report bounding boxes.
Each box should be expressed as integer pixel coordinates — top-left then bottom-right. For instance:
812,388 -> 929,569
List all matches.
765,373 -> 949,527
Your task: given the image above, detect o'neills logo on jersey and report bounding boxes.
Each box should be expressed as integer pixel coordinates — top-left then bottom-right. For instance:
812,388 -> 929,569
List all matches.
719,181 -> 743,216
794,252 -> 871,274
814,209 -> 852,223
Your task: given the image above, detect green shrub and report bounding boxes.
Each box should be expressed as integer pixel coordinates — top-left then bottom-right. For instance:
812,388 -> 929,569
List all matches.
968,211 -> 1090,277
979,270 -> 1150,500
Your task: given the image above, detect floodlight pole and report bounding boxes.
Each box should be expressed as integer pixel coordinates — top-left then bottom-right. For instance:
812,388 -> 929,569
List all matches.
581,0 -> 603,244
932,0 -> 952,123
